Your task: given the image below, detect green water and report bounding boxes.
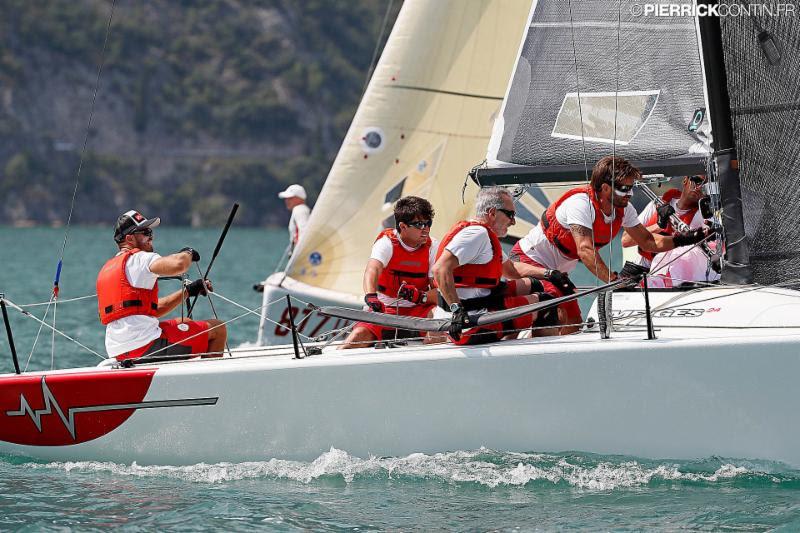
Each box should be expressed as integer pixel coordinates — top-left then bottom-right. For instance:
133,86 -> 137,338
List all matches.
1,226 -> 799,530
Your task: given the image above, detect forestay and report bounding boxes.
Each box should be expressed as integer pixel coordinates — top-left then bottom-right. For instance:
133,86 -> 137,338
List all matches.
478,0 -> 711,185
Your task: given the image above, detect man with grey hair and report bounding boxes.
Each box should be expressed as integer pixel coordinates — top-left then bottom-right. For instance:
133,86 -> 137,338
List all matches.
432,187 -> 557,345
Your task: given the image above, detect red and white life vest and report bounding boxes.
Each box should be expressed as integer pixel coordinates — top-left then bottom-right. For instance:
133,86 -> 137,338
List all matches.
541,186 -> 625,260
435,221 -> 503,288
639,188 -> 698,261
96,248 -> 159,325
375,229 -> 432,297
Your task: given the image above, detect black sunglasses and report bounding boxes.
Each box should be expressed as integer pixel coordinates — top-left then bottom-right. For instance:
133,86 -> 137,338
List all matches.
406,220 -> 433,229
613,183 -> 634,193
132,228 -> 153,237
689,175 -> 706,185
497,208 -> 516,220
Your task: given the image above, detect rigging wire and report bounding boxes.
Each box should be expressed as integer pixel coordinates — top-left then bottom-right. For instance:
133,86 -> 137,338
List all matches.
31,0 -> 116,370
566,0 -> 602,287
360,0 -> 396,98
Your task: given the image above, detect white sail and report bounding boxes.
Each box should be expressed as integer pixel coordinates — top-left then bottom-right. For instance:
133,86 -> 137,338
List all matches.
285,0 -> 535,296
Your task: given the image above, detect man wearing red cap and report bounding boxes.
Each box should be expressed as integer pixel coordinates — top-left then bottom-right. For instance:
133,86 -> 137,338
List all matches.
96,210 -> 227,362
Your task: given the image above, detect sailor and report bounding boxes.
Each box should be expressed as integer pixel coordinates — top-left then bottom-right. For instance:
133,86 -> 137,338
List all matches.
340,196 -> 438,349
511,156 -> 710,332
278,184 -> 311,254
622,174 -> 707,269
432,187 -> 557,345
96,210 -> 227,362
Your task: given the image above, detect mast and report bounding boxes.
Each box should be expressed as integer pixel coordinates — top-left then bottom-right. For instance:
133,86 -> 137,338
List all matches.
697,1 -> 753,284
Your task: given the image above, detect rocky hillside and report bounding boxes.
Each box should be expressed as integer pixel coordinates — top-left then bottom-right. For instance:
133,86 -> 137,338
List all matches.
0,0 -> 399,226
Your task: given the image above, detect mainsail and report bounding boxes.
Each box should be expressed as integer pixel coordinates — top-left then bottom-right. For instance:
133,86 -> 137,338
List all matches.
284,0 -> 535,296
476,0 -> 711,185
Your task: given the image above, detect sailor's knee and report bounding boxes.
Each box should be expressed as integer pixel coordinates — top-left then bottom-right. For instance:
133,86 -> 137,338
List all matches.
206,319 -> 227,338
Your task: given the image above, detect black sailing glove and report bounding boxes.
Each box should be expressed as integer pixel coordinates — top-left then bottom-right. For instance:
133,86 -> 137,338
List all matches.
656,203 -> 675,229
186,279 -> 210,297
545,269 -> 576,295
180,247 -> 201,262
448,305 -> 470,342
672,228 -> 707,247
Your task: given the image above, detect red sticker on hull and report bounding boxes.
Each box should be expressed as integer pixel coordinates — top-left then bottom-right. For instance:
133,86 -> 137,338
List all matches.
0,369 -> 156,446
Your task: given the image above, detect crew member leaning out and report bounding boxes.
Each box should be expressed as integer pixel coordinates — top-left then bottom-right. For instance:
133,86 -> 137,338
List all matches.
432,187 -> 561,345
340,196 -> 438,349
511,156 -> 711,333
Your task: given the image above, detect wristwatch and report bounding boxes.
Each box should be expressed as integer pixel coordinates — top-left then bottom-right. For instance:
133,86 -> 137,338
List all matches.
449,302 -> 462,313
544,269 -> 553,279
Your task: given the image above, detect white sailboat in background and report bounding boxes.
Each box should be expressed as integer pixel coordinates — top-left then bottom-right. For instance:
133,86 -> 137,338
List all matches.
256,0 -> 557,345
1,0 -> 800,467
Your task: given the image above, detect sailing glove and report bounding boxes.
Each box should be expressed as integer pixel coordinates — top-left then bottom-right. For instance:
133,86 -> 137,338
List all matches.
397,285 -> 426,304
186,278 -> 211,297
180,247 -> 201,262
656,203 -> 675,229
544,269 -> 576,295
448,305 -> 470,341
364,293 -> 385,313
672,228 -> 707,247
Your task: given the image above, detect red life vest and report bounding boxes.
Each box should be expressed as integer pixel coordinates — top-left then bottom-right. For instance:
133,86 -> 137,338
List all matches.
435,221 -> 503,288
541,186 -> 625,260
375,229 -> 432,297
97,248 -> 159,325
639,188 -> 698,261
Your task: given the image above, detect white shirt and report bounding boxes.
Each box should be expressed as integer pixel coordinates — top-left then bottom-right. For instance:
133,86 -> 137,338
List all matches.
370,231 -> 438,307
288,203 -> 311,247
635,198 -> 703,267
517,193 -> 639,272
442,224 -> 508,300
104,251 -> 163,357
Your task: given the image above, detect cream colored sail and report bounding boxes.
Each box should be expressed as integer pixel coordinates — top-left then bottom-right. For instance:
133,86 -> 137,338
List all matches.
286,0 -> 536,295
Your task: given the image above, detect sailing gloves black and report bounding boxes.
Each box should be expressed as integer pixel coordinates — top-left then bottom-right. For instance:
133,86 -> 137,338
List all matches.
673,228 -> 708,247
544,269 -> 576,295
180,247 -> 201,262
185,279 -> 210,297
656,203 -> 675,229
364,293 -> 385,313
448,305 -> 470,341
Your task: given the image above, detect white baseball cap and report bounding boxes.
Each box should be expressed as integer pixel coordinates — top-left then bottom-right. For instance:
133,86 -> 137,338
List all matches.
278,184 -> 307,200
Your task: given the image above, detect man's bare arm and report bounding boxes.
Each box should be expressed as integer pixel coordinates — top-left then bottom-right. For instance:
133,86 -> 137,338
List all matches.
156,289 -> 188,317
570,224 -> 616,282
362,259 -> 384,294
625,223 -> 676,253
432,251 -> 461,306
503,259 -> 547,280
150,252 -> 192,277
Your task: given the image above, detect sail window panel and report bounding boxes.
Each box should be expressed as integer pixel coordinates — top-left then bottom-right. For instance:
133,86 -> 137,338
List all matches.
383,178 -> 407,205
552,91 -> 660,145
486,0 -> 709,170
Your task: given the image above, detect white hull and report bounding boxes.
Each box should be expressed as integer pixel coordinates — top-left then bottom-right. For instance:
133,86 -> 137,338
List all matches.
2,286 -> 799,466
256,273 -> 361,345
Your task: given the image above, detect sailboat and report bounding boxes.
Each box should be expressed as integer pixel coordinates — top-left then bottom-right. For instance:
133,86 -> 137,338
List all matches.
1,0 -> 799,467
255,0 -> 552,346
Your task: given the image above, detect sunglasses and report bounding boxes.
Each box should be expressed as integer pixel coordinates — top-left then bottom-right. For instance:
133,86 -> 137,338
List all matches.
612,183 -> 634,196
689,175 -> 706,185
406,220 -> 433,229
497,208 -> 516,221
132,228 -> 153,237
